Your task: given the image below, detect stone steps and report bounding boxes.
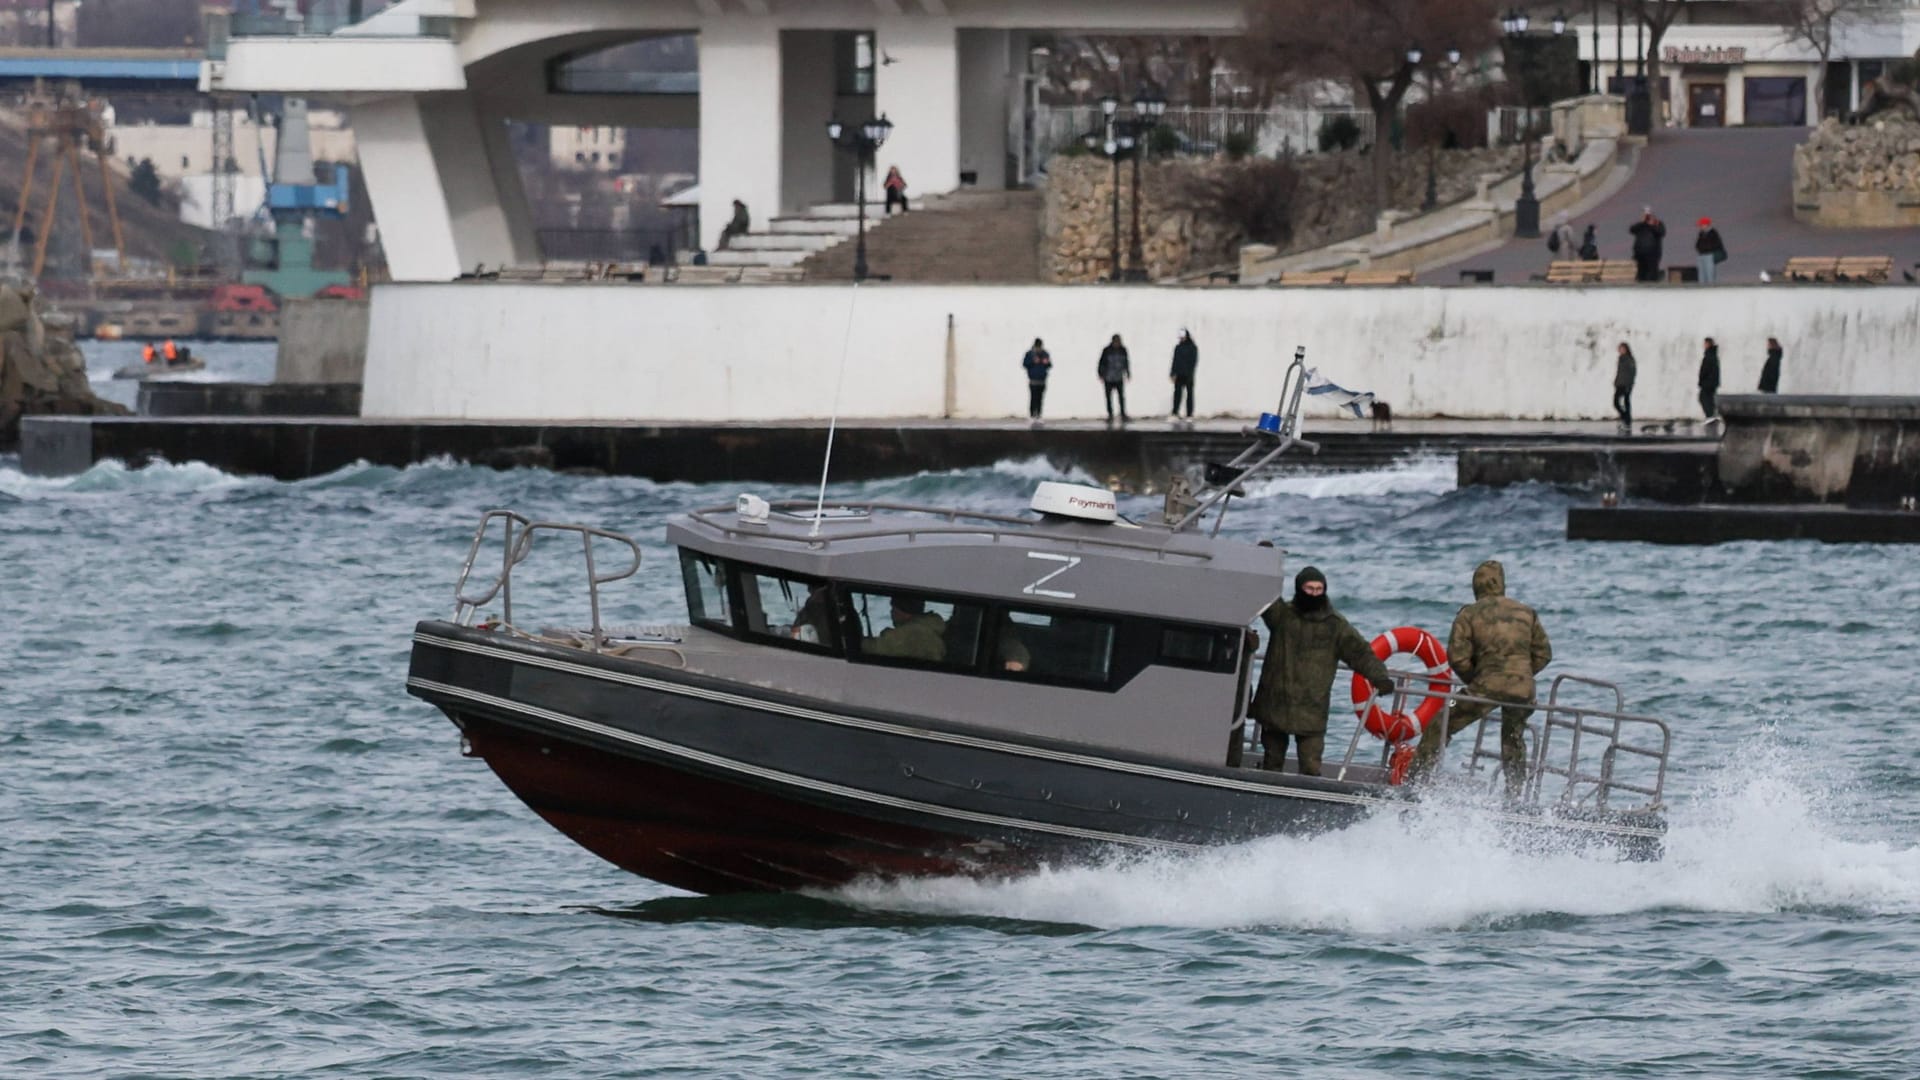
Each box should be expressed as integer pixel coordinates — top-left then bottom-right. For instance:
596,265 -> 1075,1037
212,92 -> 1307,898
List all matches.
798,191 -> 1044,284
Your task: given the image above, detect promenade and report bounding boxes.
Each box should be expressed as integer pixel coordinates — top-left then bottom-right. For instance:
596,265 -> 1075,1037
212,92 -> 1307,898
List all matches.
1427,127 -> 1920,283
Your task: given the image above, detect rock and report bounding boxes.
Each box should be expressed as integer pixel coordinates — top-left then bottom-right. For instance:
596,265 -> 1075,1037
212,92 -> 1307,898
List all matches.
0,284 -> 130,449
0,288 -> 29,334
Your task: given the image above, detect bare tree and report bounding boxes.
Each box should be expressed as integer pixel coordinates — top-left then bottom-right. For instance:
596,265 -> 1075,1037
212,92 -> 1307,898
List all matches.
1771,0 -> 1887,121
1243,0 -> 1502,212
1623,0 -> 1689,125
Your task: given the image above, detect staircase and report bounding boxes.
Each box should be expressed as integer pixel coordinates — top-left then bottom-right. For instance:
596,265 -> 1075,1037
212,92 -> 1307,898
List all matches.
702,203 -> 866,275
797,190 -> 1043,283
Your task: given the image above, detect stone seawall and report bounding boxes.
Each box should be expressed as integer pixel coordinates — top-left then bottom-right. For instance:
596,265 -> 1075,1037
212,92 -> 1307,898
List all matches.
1792,118 -> 1920,227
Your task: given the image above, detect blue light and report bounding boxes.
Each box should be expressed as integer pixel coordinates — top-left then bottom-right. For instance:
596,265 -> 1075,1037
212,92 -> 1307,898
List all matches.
1257,412 -> 1282,433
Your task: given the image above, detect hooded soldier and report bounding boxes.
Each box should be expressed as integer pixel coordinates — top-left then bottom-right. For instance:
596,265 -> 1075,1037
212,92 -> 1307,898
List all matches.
1250,566 -> 1393,776
1412,560 -> 1552,796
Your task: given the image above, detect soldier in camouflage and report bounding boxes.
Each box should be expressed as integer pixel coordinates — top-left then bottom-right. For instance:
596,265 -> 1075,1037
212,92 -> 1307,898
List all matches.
1412,560 -> 1553,797
1251,566 -> 1394,776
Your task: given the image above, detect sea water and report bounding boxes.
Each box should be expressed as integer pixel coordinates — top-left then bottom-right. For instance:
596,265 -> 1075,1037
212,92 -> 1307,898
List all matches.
3,448 -> 1918,1078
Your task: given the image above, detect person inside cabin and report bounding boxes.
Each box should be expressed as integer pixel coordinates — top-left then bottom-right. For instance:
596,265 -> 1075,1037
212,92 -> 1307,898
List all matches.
864,595 -> 947,662
791,584 -> 835,645
1250,566 -> 1393,776
996,614 -> 1031,672
1409,560 -> 1552,797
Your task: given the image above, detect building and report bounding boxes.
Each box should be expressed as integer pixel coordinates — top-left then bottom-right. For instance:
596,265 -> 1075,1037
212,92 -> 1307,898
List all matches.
1573,0 -> 1920,128
203,0 -> 1244,282
108,105 -> 358,182
547,124 -> 626,171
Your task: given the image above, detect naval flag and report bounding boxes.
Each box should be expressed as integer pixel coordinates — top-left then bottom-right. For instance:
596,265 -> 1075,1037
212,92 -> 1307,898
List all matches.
1303,368 -> 1376,419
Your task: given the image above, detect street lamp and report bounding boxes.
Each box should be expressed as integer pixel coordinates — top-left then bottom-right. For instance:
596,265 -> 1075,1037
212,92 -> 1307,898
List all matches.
1081,92 -> 1164,283
825,112 -> 893,282
1419,46 -> 1461,213
1505,9 -> 1566,239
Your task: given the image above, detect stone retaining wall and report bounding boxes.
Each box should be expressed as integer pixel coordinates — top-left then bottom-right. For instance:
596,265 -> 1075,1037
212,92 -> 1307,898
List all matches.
1792,118 -> 1920,227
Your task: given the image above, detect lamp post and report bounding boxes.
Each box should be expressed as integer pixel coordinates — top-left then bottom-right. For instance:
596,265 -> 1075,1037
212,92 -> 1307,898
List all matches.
1419,46 -> 1461,213
1123,92 -> 1166,283
1081,93 -> 1161,283
825,113 -> 893,282
1504,8 -> 1566,240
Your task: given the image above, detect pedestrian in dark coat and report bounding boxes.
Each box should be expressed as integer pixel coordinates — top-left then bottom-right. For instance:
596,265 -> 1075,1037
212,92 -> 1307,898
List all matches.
1577,224 -> 1599,261
1693,217 -> 1727,284
1021,338 -> 1052,423
1250,566 -> 1394,776
1628,207 -> 1666,282
1698,337 -> 1722,419
1097,334 -> 1131,424
1758,337 -> 1783,393
1169,329 -> 1198,421
1410,561 -> 1551,796
1613,342 -> 1637,432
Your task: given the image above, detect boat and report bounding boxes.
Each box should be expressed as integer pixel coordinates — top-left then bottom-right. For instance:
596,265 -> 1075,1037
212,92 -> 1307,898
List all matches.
112,352 -> 207,380
407,355 -> 1672,894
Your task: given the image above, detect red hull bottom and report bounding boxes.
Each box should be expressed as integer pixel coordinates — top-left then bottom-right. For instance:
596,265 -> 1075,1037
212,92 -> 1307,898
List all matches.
462,715 -> 1042,894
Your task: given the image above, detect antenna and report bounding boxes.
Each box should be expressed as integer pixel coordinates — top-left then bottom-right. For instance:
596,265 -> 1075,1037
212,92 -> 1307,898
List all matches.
810,282 -> 862,536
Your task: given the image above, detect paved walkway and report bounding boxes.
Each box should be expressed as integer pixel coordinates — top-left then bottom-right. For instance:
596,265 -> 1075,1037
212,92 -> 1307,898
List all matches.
1425,127 -> 1920,284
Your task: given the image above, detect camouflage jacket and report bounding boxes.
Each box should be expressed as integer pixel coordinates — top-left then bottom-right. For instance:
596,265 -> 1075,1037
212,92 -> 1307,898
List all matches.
1447,561 -> 1552,701
1251,602 -> 1389,735
865,612 -> 948,663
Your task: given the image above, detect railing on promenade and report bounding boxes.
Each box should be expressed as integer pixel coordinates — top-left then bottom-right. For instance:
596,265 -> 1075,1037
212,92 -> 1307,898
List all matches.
1026,103 -> 1376,177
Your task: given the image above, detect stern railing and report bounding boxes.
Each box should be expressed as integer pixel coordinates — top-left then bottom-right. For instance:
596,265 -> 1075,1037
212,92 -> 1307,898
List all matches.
452,510 -> 644,652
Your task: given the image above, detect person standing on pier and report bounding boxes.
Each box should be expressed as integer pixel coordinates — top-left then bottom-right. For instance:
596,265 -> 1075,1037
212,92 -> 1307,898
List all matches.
1411,560 -> 1552,798
1698,337 -> 1722,420
1169,329 -> 1198,423
1022,338 -> 1052,424
1613,342 -> 1637,434
1759,338 -> 1783,393
1251,566 -> 1394,776
1098,334 -> 1131,425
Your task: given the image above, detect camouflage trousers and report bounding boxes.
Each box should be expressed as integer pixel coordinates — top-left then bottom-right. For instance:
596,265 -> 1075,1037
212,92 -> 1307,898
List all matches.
1262,729 -> 1326,776
1410,692 -> 1533,797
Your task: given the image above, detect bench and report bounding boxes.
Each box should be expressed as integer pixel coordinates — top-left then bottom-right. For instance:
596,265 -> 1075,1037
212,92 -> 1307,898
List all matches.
1545,260 -> 1606,283
737,266 -> 808,283
1343,268 -> 1415,285
1277,269 -> 1346,286
1598,261 -> 1638,284
668,266 -> 743,284
1783,256 -> 1840,282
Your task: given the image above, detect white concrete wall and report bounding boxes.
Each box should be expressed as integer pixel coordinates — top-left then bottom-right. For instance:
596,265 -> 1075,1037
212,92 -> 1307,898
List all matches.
362,284 -> 1920,422
874,19 -> 960,198
698,21 -> 784,248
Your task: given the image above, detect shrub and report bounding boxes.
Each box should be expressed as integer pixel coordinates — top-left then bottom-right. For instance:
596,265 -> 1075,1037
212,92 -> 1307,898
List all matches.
1223,131 -> 1258,160
1179,158 -> 1300,247
129,158 -> 163,206
1148,124 -> 1182,158
1317,115 -> 1362,153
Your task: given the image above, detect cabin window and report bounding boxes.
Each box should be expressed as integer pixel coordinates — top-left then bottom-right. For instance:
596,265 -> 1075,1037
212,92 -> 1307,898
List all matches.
999,608 -> 1116,687
844,588 -> 982,670
679,550 -> 731,629
1159,625 -> 1239,673
736,567 -> 838,653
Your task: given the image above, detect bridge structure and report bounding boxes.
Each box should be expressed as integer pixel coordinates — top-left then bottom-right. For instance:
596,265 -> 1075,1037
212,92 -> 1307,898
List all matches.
201,0 -> 1246,282
0,47 -> 205,92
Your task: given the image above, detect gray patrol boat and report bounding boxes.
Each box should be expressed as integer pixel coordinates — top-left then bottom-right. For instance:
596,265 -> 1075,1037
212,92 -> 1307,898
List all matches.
408,356 -> 1671,894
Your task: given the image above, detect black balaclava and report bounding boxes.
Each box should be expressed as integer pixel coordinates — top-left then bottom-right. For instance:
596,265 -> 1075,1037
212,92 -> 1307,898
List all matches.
1292,565 -> 1328,614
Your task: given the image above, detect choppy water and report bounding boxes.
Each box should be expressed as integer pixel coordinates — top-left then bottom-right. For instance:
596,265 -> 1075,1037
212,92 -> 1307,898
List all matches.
4,451 -> 1918,1078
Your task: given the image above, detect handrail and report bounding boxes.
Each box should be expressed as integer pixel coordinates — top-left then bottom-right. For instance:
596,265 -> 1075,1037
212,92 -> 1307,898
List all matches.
682,500 -> 1220,562
451,510 -> 644,652
1323,664 -> 1670,811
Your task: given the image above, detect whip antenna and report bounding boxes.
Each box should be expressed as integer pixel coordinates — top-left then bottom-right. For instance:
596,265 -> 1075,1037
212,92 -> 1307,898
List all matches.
810,282 -> 861,536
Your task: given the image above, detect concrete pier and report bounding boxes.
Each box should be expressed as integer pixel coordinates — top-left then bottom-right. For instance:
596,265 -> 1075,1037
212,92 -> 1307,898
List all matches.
19,415 -> 1627,485
135,382 -> 362,418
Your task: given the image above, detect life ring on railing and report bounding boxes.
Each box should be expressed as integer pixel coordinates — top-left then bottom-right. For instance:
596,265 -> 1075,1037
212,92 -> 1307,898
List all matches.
1350,626 -> 1453,743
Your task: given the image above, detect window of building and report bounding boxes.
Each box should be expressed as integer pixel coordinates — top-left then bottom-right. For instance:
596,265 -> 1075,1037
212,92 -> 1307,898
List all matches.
1744,77 -> 1807,127
609,152 -> 621,168
999,607 -> 1117,687
680,550 -> 731,629
845,587 -> 982,670
575,152 -> 585,164
736,567 -> 838,652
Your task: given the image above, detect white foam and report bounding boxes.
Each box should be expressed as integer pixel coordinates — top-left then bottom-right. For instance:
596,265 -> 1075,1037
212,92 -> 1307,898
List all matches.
0,457 -> 255,497
833,746 -> 1920,932
1242,456 -> 1456,500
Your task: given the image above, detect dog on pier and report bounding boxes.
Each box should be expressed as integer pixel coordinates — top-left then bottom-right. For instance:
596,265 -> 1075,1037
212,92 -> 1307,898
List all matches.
1369,399 -> 1393,432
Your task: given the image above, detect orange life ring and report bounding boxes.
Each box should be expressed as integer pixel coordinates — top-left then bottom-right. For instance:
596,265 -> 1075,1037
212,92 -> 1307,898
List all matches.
1350,626 -> 1453,743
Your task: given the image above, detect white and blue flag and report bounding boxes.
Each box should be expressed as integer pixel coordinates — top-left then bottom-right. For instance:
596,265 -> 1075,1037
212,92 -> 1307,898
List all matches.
1304,368 -> 1376,419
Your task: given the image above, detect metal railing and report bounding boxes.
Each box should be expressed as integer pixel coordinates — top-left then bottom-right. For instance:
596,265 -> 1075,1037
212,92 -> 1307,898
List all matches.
220,1 -> 453,40
452,510 -> 644,653
683,500 -> 1218,562
1028,103 -> 1376,176
1302,664 -> 1670,811
535,227 -> 688,266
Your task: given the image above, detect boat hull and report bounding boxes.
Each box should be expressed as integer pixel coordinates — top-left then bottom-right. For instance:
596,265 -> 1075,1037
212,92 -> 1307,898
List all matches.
408,623 -> 1664,894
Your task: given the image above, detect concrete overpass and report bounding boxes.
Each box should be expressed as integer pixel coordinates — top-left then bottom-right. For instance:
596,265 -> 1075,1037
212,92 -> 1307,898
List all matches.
0,47 -> 204,92
202,0 -> 1246,281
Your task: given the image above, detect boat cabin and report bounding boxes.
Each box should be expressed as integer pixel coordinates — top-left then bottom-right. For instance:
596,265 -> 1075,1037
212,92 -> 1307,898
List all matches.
659,487 -> 1287,768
